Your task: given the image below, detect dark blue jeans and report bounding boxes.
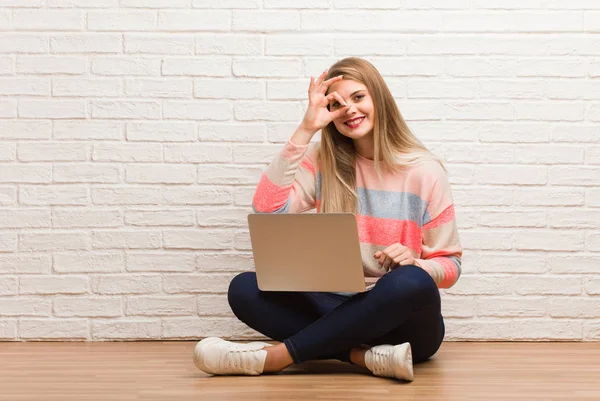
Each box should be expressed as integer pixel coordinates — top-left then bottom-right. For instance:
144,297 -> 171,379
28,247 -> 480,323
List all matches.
228,264 -> 445,364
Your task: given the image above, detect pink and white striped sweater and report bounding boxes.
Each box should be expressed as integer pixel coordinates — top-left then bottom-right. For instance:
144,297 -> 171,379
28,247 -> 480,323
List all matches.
253,139 -> 463,289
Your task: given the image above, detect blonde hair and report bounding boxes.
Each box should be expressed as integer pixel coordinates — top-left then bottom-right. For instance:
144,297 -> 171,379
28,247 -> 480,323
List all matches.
318,57 -> 445,213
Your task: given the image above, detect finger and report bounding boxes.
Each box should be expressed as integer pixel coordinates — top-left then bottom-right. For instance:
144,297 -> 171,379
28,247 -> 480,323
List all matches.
321,75 -> 344,91
308,76 -> 314,91
373,251 -> 381,258
382,256 -> 394,271
399,258 -> 415,266
325,92 -> 347,107
382,243 -> 400,255
314,69 -> 329,87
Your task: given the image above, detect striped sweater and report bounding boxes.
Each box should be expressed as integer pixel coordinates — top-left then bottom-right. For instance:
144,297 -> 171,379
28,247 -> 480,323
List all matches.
253,139 -> 462,289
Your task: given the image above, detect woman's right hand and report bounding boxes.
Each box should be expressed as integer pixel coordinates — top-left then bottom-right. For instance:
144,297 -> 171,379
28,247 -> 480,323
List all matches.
299,69 -> 349,135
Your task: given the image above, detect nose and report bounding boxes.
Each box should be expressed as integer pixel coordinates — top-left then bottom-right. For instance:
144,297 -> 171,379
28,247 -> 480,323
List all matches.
345,103 -> 356,115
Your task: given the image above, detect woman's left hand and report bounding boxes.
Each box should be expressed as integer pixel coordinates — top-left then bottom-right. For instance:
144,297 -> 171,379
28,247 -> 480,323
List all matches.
374,243 -> 416,271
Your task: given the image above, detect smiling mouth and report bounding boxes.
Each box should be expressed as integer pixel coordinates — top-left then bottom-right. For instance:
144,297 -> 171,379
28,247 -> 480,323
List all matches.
345,117 -> 365,128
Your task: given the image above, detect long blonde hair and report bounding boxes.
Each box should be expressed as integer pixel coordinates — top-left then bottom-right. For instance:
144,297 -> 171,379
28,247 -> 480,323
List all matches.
318,57 -> 445,213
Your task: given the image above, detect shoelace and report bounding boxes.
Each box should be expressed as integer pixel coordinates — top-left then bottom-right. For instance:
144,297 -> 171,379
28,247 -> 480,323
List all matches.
370,349 -> 392,376
224,346 -> 259,373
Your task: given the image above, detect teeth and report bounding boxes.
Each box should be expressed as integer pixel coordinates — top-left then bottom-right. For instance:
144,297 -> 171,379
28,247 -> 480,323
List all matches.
347,117 -> 364,127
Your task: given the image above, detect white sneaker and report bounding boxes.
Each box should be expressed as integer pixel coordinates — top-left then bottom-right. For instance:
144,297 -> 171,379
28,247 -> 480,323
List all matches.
364,343 -> 414,381
193,337 -> 272,375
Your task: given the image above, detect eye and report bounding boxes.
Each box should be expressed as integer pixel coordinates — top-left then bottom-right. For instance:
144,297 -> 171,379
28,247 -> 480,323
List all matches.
331,102 -> 340,108
355,94 -> 364,100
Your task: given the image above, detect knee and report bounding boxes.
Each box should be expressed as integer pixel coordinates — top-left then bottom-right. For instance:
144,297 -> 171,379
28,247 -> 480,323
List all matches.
227,271 -> 258,313
375,265 -> 439,305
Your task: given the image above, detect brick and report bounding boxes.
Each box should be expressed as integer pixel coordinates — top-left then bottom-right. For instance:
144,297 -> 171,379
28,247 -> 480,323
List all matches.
125,78 -> 192,98
51,34 -> 122,53
19,100 -> 86,119
0,56 -> 13,74
19,276 -> 88,295
477,297 -> 547,317
445,275 -> 514,296
91,320 -> 161,340
459,230 -> 512,250
235,101 -> 303,121
549,166 -> 600,186
92,57 -> 161,76
0,143 -> 15,161
588,232 -> 600,251
18,142 -> 88,162
127,252 -> 196,272
444,144 -> 515,163
92,275 -> 161,295
162,317 -> 260,339
163,100 -> 233,120
440,296 -> 475,318
196,208 -> 248,227
472,122 -> 550,143
163,58 -> 231,78
475,165 -> 547,185
0,299 -> 51,317
54,253 -> 124,273
266,80 -> 308,101
549,210 -> 600,228
517,58 -> 587,77
88,11 -> 157,31
126,164 -> 195,184
233,57 -> 301,77
233,11 -> 300,31
162,186 -> 232,205
0,255 -> 50,274
479,210 -> 546,228
0,34 -> 48,53
452,187 -> 512,206
127,122 -> 196,142
407,35 -> 476,55
126,296 -> 196,316
470,252 -> 547,274
0,78 -> 48,96
20,185 -> 88,206
0,0 -> 43,5
164,144 -> 231,163
92,230 -> 161,250
198,165 -> 263,185
53,297 -> 121,317
91,101 -> 161,119
196,253 -> 253,272
17,56 -> 85,74
445,319 -> 582,341
54,164 -> 121,184
92,143 -> 162,162
52,209 -> 122,228
0,277 -> 17,296
265,0 -> 328,7
198,123 -> 267,142
20,232 -> 92,252
52,78 -> 121,97
587,147 -> 600,164
478,80 -> 545,99
516,101 -> 585,121
194,0 -> 260,7
196,34 -> 262,55
232,144 -> 281,164
0,99 -> 17,118
19,319 -> 88,340
125,34 -> 194,55
589,188 -> 600,207
549,298 -> 600,318
367,57 -> 442,77
267,122 -> 307,143
445,102 -> 516,120
194,79 -> 263,99
0,187 -> 16,206
122,0 -> 188,6
163,229 -> 234,250
92,186 -> 163,205
548,256 -> 600,274
125,210 -> 195,227
13,10 -> 82,31
0,209 -> 49,229
266,35 -> 333,56
0,164 -> 51,184
158,11 -> 230,31
515,230 -> 585,251
48,0 -> 117,5
54,121 -> 123,141
408,79 -> 478,99
515,145 -> 584,164
163,273 -> 237,293
443,11 -> 582,32
514,188 -> 584,206
446,58 -> 517,77
197,295 -> 234,316
302,11 -> 441,32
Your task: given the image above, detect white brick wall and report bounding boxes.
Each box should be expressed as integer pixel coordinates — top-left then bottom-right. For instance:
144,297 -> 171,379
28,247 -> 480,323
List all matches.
0,2 -> 598,342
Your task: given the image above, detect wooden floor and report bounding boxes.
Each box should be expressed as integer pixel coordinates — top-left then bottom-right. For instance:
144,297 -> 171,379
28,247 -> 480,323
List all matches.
0,341 -> 598,401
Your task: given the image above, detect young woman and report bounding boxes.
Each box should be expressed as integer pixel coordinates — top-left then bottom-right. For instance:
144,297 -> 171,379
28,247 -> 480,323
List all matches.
193,57 -> 462,381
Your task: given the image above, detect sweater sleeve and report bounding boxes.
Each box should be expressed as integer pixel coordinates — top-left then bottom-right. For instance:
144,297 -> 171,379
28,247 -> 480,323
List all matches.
413,163 -> 463,288
252,139 -> 319,214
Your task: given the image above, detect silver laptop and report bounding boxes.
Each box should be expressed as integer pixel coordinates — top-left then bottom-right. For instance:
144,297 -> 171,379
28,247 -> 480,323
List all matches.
247,213 -> 366,292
